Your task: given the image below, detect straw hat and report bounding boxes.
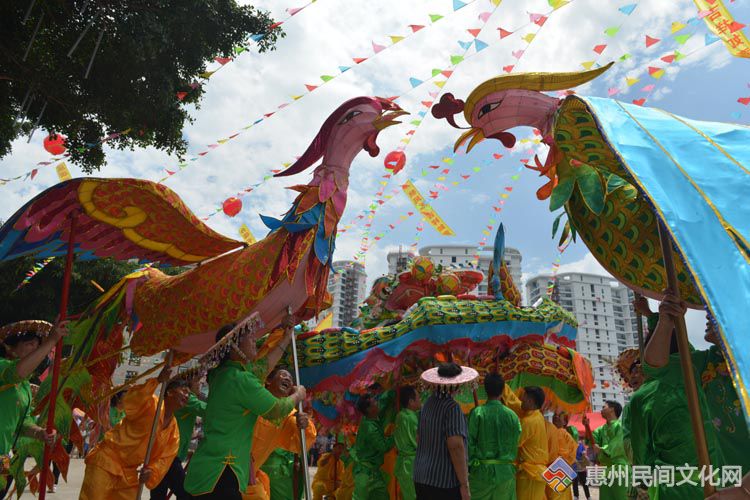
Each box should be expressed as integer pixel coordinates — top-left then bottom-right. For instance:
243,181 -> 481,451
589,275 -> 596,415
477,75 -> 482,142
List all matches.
420,363 -> 479,395
615,348 -> 641,389
0,320 -> 54,344
197,313 -> 264,371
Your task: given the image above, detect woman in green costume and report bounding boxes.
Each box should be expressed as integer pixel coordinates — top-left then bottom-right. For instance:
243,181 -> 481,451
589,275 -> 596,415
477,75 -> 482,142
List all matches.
0,320 -> 65,494
184,315 -> 305,500
394,385 -> 421,500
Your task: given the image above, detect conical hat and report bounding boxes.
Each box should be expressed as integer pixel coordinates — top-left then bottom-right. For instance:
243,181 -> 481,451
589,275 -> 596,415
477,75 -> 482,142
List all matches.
463,62 -> 614,122
0,320 -> 53,343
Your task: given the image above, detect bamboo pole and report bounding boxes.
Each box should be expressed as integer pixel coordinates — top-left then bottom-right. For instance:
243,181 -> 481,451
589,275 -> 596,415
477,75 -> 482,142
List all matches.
656,221 -> 714,497
634,293 -> 646,366
38,215 -> 76,500
136,350 -> 175,500
287,307 -> 312,500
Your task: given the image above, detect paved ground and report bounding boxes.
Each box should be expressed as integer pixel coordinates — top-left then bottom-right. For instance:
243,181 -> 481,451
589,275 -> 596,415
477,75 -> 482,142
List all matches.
14,458 -> 601,499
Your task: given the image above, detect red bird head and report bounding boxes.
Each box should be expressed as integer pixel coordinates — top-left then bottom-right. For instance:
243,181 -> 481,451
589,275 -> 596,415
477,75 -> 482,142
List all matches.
275,97 -> 407,177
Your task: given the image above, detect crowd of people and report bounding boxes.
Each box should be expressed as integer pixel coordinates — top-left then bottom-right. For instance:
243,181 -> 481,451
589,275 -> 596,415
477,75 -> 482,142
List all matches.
1,293 -> 750,500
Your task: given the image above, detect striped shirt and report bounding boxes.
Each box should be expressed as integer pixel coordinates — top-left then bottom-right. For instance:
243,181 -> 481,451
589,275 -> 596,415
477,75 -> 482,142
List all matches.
413,392 -> 468,488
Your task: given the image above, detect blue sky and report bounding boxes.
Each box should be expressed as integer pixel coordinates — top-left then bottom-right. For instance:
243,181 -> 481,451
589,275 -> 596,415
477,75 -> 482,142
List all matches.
2,0 -> 748,345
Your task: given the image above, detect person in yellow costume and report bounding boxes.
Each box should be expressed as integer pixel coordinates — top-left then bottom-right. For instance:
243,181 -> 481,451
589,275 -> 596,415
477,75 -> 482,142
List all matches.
515,386 -> 549,500
546,412 -> 577,500
312,442 -> 347,500
243,366 -> 316,500
80,363 -> 189,500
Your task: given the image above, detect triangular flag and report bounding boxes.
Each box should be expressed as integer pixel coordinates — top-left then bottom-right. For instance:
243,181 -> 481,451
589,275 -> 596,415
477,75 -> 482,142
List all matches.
305,84 -> 318,91
429,14 -> 443,22
250,34 -> 265,42
450,55 -> 464,65
458,40 -> 473,50
632,98 -> 646,106
618,3 -> 637,15
645,35 -> 660,47
372,42 -> 386,53
729,21 -> 746,33
453,0 -> 467,11
619,53 -> 631,61
674,33 -> 691,45
434,81 -> 446,88
409,77 -> 423,88
661,54 -> 675,63
533,15 -> 548,26
287,6 -> 304,16
604,26 -> 620,37
339,66 -> 351,73
292,94 -> 304,100
671,22 -> 687,33
234,46 -> 246,54
199,71 -> 215,78
674,50 -> 686,61
390,35 -> 404,44
641,84 -> 655,92
522,33 -> 535,43
581,61 -> 595,70
320,75 -> 334,82
176,91 -> 188,101
738,97 -> 750,106
474,39 -> 489,52
214,56 -> 231,65
431,68 -> 442,77
441,70 -> 453,77
409,25 -> 425,32
648,67 -> 665,79
498,27 -> 512,38
593,44 -> 607,54
479,12 -> 492,22
608,87 -> 620,96
503,65 -> 514,73
353,57 -> 367,64
626,77 -> 639,86
468,28 -> 481,38
705,33 -> 720,45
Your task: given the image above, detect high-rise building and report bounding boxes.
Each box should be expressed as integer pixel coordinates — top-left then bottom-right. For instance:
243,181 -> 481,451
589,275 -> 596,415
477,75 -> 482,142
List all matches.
417,245 -> 523,298
386,247 -> 417,275
526,272 -> 643,410
328,261 -> 368,327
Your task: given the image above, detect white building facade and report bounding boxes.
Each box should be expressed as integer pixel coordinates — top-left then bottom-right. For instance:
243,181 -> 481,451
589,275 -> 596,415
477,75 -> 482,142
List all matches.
526,272 -> 642,410
328,260 -> 368,327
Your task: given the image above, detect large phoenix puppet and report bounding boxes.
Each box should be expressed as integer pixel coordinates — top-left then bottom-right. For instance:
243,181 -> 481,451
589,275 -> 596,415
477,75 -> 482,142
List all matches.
0,97 -> 406,360
433,63 -> 750,424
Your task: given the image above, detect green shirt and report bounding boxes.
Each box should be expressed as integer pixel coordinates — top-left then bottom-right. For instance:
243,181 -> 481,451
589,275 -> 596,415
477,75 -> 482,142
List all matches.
183,361 -> 288,495
0,358 -> 34,456
467,400 -> 521,483
591,419 -> 628,466
174,393 -> 207,462
394,408 -> 418,457
566,425 -> 579,442
353,417 -> 393,471
261,448 -> 303,500
692,346 -> 750,475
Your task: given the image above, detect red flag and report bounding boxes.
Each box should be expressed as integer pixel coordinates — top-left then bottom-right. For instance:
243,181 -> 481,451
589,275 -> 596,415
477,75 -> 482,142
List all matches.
645,35 -> 660,47
503,65 -> 514,73
632,98 -> 646,106
738,97 -> 750,105
467,28 -> 481,37
498,28 -> 512,38
409,25 -> 425,32
214,57 -> 231,65
593,44 -> 607,54
176,91 -> 188,101
353,57 -> 367,64
305,84 -> 318,91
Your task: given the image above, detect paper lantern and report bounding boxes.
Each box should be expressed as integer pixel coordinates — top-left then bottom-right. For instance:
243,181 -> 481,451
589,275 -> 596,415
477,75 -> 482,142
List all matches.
384,150 -> 406,174
43,134 -> 67,156
411,256 -> 434,283
222,197 -> 242,217
436,272 -> 460,295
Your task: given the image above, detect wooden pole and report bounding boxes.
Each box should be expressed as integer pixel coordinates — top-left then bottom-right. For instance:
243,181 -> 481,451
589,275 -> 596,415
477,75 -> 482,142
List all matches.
136,350 -> 175,500
287,307 -> 312,500
39,215 -> 76,500
634,293 -> 646,366
656,221 -> 715,497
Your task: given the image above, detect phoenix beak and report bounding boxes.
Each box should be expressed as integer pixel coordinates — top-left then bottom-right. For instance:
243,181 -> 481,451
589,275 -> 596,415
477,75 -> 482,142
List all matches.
454,128 -> 485,152
373,109 -> 410,130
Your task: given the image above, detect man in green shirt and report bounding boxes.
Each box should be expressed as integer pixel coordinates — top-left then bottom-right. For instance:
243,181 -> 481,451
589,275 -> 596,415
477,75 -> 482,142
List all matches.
584,400 -> 629,500
394,385 -> 420,500
174,374 -> 207,464
352,395 -> 394,500
468,373 -> 521,500
0,320 -> 63,494
184,317 -> 305,500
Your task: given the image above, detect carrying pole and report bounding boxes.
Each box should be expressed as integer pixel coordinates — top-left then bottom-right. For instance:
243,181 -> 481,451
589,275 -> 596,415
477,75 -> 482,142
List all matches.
288,307 -> 312,500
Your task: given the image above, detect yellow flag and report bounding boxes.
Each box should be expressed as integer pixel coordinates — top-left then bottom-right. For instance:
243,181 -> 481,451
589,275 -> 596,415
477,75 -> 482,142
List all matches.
292,94 -> 304,100
581,61 -> 595,70
650,69 -> 665,79
693,0 -> 750,58
56,162 -> 72,181
314,312 -> 334,331
522,33 -> 536,43
434,81 -> 446,88
239,224 -> 256,245
389,35 -> 404,44
671,22 -> 687,33
402,180 -> 455,236
626,77 -> 640,86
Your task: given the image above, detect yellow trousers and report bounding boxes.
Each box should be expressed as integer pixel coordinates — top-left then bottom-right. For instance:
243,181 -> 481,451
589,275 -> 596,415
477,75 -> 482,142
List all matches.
79,463 -> 137,500
516,473 -> 547,500
242,470 -> 271,500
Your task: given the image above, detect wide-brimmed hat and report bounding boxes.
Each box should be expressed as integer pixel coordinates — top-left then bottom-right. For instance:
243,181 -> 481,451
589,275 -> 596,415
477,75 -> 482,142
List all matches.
197,313 -> 264,370
0,320 -> 53,344
421,364 -> 479,394
615,348 -> 641,388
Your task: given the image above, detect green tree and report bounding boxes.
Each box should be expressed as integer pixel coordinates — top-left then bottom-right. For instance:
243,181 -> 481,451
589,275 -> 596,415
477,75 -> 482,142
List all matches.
0,257 -> 185,324
1,1 -> 283,173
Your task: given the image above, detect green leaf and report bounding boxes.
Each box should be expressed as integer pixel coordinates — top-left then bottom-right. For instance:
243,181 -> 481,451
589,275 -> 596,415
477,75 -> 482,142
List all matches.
551,212 -> 565,239
559,221 -> 571,247
575,165 -> 605,215
549,177 -> 575,212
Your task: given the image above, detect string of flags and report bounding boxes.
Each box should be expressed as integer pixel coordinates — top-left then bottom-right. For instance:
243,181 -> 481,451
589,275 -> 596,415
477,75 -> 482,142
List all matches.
13,257 -> 55,292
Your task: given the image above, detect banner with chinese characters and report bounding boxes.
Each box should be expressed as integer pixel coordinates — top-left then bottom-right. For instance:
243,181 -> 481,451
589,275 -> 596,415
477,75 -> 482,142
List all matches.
402,180 -> 454,236
693,0 -> 750,58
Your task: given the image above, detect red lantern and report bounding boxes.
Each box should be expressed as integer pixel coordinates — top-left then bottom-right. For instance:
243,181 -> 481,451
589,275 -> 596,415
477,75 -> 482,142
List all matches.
384,150 -> 406,174
43,134 -> 67,156
222,197 -> 242,217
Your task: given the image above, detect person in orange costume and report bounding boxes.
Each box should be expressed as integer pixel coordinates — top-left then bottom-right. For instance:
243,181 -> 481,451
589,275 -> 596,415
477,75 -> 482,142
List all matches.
243,366 -> 316,500
80,363 -> 188,500
515,386 -> 549,500
546,412 -> 577,500
312,442 -> 347,500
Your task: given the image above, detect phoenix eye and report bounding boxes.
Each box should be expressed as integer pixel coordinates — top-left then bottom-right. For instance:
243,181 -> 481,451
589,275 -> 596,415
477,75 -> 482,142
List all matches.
478,101 -> 502,119
340,110 -> 362,124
